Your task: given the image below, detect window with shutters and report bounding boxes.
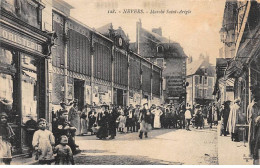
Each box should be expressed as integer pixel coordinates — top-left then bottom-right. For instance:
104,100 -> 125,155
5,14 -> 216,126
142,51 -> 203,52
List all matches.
208,77 -> 214,87
204,89 -> 207,98
200,76 -> 203,84
195,76 -> 199,85
204,76 -> 208,85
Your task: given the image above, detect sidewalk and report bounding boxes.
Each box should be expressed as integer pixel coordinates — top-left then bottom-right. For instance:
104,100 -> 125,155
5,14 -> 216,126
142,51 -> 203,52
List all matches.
11,155 -> 38,165
217,124 -> 253,165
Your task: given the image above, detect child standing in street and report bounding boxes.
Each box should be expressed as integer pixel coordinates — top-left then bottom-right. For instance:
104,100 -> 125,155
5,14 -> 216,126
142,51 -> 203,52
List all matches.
117,112 -> 126,133
0,112 -> 15,165
54,135 -> 74,165
32,118 -> 55,165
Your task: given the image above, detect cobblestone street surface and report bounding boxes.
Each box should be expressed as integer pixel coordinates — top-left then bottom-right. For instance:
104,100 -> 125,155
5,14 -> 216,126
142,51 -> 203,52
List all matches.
74,126 -> 218,165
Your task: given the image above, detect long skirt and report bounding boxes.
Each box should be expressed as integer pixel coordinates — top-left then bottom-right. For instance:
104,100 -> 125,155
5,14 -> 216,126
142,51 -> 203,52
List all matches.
153,116 -> 161,128
96,126 -> 108,139
195,114 -> 203,127
70,116 -> 80,135
80,118 -> 88,134
139,121 -> 152,133
0,139 -> 12,161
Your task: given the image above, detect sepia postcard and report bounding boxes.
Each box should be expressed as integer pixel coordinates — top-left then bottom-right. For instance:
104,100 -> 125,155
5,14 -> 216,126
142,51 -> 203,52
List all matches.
0,0 -> 260,166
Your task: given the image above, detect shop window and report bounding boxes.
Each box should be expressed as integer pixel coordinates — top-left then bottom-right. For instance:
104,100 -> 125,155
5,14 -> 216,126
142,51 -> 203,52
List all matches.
21,54 -> 38,124
0,47 -> 15,123
0,73 -> 13,106
0,48 -> 13,65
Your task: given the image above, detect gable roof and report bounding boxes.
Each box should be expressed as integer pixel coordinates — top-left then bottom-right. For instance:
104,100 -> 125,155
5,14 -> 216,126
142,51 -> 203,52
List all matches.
96,23 -> 129,41
141,28 -> 175,44
187,59 -> 204,76
96,23 -> 112,36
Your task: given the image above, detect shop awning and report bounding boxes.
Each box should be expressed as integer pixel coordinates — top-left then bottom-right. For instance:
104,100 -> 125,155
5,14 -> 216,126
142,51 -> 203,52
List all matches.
225,59 -> 243,78
225,9 -> 260,79
216,58 -> 231,79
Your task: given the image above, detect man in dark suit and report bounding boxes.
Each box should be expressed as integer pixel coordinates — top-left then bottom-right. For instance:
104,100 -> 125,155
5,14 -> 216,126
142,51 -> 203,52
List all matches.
108,104 -> 119,139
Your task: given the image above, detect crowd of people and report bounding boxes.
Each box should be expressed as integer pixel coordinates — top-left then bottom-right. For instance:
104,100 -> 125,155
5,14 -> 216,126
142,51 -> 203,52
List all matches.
1,85 -> 260,164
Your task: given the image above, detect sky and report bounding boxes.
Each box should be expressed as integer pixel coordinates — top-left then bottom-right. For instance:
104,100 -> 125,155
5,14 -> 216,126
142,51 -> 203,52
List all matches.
63,0 -> 226,64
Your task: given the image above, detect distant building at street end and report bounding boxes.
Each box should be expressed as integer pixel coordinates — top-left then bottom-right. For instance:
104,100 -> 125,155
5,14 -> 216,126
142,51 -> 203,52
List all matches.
130,20 -> 187,105
186,54 -> 216,107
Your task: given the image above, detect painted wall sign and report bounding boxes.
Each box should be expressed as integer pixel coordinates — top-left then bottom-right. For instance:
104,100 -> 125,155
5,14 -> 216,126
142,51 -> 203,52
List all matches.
0,26 -> 43,53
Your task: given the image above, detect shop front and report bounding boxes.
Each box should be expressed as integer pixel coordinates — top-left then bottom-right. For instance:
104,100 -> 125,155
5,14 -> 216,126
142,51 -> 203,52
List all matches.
0,8 -> 51,155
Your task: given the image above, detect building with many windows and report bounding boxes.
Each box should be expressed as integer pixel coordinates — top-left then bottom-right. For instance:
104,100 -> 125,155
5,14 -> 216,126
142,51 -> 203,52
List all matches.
130,20 -> 187,105
215,0 -> 260,125
49,0 -> 162,112
186,55 -> 216,107
0,0 -> 53,155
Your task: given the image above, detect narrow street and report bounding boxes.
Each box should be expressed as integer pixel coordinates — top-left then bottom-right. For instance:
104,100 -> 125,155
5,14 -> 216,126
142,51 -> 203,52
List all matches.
74,126 -> 218,165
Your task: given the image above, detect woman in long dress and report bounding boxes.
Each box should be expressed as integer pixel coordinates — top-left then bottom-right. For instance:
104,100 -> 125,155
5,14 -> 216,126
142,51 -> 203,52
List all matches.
96,105 -> 109,139
80,104 -> 89,135
68,100 -> 80,135
151,106 -> 163,128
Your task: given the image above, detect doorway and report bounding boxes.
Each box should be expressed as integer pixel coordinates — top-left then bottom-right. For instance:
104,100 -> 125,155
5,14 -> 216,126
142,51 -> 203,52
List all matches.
117,89 -> 123,106
74,79 -> 85,111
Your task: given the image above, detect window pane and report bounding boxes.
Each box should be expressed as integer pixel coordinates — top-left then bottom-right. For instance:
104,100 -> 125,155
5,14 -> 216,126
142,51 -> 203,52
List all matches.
21,54 -> 38,124
0,47 -> 13,65
195,76 -> 199,84
0,73 -> 13,104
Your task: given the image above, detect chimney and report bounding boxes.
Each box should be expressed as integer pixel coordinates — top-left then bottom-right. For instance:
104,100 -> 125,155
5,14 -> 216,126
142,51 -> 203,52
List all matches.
152,27 -> 162,36
136,19 -> 142,54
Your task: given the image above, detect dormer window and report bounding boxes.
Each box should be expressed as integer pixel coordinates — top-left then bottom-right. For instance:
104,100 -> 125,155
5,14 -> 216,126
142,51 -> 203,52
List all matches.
157,45 -> 164,54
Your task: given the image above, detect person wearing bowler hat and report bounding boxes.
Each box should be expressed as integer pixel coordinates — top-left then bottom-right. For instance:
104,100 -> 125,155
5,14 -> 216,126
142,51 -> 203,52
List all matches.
138,103 -> 153,139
